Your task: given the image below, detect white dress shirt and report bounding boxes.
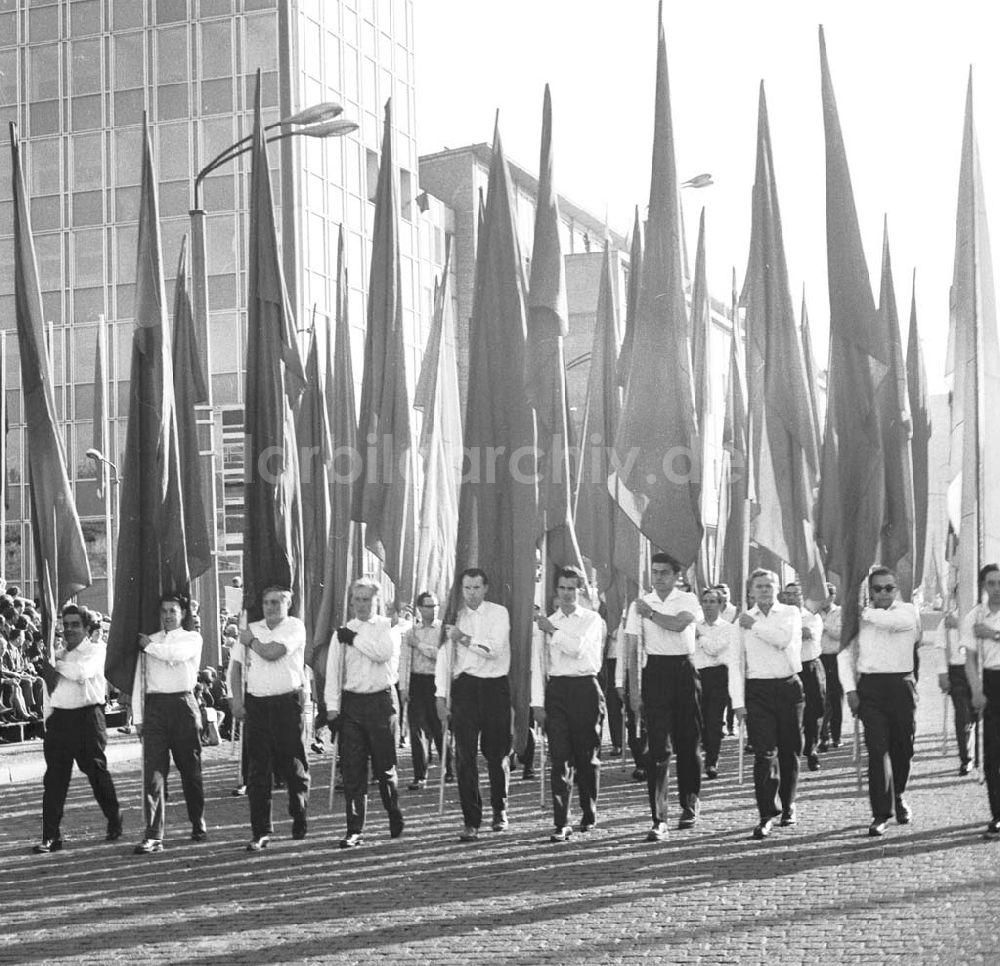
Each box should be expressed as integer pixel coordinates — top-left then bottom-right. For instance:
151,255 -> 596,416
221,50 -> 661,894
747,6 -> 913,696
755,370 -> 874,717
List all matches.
721,603 -> 738,623
837,601 -> 921,693
400,621 -> 442,687
231,616 -> 307,696
530,606 -> 605,706
694,617 -> 738,670
48,637 -> 108,711
624,589 -> 700,658
728,601 -> 803,709
324,614 -> 399,715
937,611 -> 967,669
800,610 -> 824,662
960,604 -> 1000,671
819,604 -> 843,655
434,601 -> 511,698
130,628 -> 203,726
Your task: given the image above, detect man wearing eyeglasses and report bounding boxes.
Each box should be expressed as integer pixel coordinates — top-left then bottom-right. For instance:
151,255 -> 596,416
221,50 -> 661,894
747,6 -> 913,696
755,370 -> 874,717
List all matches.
838,566 -> 922,837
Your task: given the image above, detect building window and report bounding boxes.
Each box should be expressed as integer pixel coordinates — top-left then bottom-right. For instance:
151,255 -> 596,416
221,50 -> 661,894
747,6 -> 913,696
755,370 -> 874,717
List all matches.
71,38 -> 102,95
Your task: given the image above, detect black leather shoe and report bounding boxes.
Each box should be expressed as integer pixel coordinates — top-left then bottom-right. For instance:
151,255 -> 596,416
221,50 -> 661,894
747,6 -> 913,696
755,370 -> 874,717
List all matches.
960,762 -> 972,776
631,767 -> 646,782
191,828 -> 208,843
246,835 -> 270,852
985,819 -> 1000,839
491,811 -> 509,832
407,779 -> 425,791
389,814 -> 405,839
645,821 -> 669,842
105,813 -> 124,841
752,817 -> 775,840
231,784 -> 247,797
818,740 -> 829,752
549,826 -> 572,843
33,838 -> 63,854
705,765 -> 718,779
895,798 -> 912,825
339,832 -> 364,849
807,754 -> 820,772
868,818 -> 889,837
133,838 -> 163,854
678,807 -> 698,830
780,806 -> 798,827
579,819 -> 596,833
292,816 -> 307,840
444,771 -> 455,783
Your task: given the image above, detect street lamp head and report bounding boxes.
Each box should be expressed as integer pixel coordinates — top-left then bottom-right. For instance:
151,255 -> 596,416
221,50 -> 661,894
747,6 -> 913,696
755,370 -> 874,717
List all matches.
296,118 -> 359,139
281,102 -> 344,127
85,448 -> 105,462
681,173 -> 714,189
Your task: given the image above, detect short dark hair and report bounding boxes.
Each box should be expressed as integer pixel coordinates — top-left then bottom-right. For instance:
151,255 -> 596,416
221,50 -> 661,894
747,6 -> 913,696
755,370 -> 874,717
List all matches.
750,568 -> 778,585
460,568 -> 489,586
978,564 -> 1000,594
61,603 -> 92,627
701,587 -> 722,601
650,553 -> 681,574
867,566 -> 895,591
415,591 -> 438,607
555,566 -> 584,587
159,592 -> 190,612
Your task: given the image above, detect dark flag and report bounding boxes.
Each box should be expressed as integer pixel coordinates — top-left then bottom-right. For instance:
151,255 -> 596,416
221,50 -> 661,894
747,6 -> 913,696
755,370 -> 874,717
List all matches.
946,72 -> 1000,619
800,291 -> 823,459
690,208 -> 713,590
577,244 -> 639,634
450,120 -> 539,752
242,78 -> 306,621
9,123 -> 92,655
906,274 -> 930,588
172,236 -> 211,582
525,84 -> 585,588
743,83 -> 824,602
876,222 -> 915,597
352,99 -> 417,604
612,3 -> 702,565
616,206 -> 644,391
93,314 -> 108,500
311,228 -> 360,671
815,29 -> 886,644
104,118 -> 189,692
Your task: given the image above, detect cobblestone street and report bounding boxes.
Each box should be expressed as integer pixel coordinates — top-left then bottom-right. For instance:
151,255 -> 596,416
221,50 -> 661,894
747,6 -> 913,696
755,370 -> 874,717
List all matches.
3,643 -> 999,964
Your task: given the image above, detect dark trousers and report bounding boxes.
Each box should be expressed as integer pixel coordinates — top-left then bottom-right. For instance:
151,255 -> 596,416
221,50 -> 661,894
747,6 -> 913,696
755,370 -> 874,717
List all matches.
746,676 -> 804,819
948,664 -> 977,766
245,691 -> 310,838
601,658 -> 623,750
858,673 -> 916,820
642,655 -> 702,822
340,689 -> 401,834
982,670 -> 1000,820
451,674 -> 512,829
800,659 -> 827,758
142,692 -> 205,839
407,673 -> 450,780
42,705 -> 120,840
820,653 -> 843,744
545,676 -> 605,829
698,664 -> 728,769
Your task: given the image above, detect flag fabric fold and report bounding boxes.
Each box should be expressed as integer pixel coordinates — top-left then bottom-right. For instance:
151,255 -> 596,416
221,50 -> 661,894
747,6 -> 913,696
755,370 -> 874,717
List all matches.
743,82 -> 824,602
612,4 -> 702,565
690,208 -> 713,589
105,117 -> 189,692
616,206 -> 643,392
815,29 -> 886,645
906,274 -> 930,589
9,123 -> 92,655
352,98 -> 417,606
946,72 -> 1000,619
242,79 -> 306,622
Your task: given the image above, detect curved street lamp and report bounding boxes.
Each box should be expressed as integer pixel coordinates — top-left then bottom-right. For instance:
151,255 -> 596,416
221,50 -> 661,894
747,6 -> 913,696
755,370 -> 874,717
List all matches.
86,447 -> 120,606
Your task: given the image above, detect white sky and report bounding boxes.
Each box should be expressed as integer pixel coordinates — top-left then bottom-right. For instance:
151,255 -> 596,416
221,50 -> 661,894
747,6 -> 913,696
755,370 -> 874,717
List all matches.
413,0 -> 1000,392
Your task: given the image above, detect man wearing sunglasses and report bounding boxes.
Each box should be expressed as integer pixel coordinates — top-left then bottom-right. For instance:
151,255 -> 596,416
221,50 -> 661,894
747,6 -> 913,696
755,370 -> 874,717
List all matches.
838,566 -> 921,837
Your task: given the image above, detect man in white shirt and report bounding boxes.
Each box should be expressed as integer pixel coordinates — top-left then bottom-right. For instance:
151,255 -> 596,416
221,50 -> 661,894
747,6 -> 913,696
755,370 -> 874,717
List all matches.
400,592 -> 451,790
839,566 -> 921,837
531,567 -> 606,842
716,583 -> 739,624
939,608 -> 976,776
33,605 -> 122,854
132,594 -> 207,854
325,577 -> 404,848
961,562 -> 1000,838
435,568 -> 512,842
231,586 -> 310,852
783,583 -> 827,772
694,587 -> 738,780
730,568 -> 804,840
818,582 -> 844,750
623,552 -> 702,842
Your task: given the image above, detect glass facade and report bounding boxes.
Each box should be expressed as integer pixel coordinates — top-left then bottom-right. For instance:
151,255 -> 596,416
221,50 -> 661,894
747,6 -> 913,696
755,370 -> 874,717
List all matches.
1,0 -> 453,608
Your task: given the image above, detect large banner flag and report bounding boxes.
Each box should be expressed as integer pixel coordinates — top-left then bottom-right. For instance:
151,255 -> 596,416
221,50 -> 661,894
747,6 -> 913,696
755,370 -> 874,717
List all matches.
612,2 -> 702,565
450,120 -> 539,753
242,77 -> 306,621
906,275 -> 930,589
105,117 -> 189,692
946,73 -> 1000,619
352,99 -> 417,605
9,124 -> 91,656
616,206 -> 643,392
815,29 -> 886,645
743,83 -> 824,602
690,208 -> 714,589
